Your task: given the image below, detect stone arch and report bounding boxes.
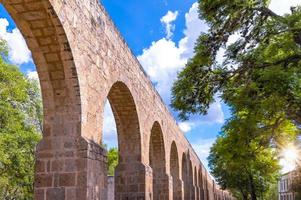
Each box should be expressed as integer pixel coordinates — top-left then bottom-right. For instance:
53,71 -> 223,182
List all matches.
0,1 -> 83,199
149,121 -> 169,199
106,81 -> 142,162
170,141 -> 181,200
106,81 -> 144,199
182,152 -> 189,200
194,166 -> 199,200
204,171 -> 209,200
1,1 -> 81,123
199,167 -> 204,200
189,160 -> 195,200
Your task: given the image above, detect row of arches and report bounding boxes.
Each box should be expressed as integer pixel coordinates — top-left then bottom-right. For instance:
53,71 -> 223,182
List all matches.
106,81 -> 228,199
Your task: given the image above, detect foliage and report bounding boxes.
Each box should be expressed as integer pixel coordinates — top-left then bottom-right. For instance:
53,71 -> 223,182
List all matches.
171,0 -> 301,199
0,39 -> 42,200
264,183 -> 278,200
172,0 -> 301,125
107,147 -> 118,176
208,127 -> 281,200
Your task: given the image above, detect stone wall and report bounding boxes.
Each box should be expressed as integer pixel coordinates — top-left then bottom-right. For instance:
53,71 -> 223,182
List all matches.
107,176 -> 114,200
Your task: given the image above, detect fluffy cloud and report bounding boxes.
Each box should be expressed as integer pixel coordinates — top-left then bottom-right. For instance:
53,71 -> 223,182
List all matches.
191,137 -> 216,171
138,2 -> 224,124
269,0 -> 300,15
27,70 -> 39,81
0,18 -> 32,65
179,121 -> 193,133
179,2 -> 208,59
160,11 -> 179,39
138,38 -> 186,105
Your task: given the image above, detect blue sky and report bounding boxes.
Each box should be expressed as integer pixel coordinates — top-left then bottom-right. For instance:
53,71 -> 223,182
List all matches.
0,0 -> 299,172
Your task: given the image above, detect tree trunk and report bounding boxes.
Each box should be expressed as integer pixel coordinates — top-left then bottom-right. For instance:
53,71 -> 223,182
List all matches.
249,174 -> 257,200
239,187 -> 248,200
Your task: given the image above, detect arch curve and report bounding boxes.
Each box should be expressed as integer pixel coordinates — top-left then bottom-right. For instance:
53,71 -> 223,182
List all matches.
1,0 -> 81,132
182,152 -> 189,199
170,141 -> 182,199
106,81 -> 142,162
105,81 -> 146,199
149,121 -> 169,199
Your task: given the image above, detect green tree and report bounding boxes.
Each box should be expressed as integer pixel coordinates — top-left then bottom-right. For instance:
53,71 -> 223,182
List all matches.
265,183 -> 278,200
171,1 -> 301,199
107,147 -> 118,176
208,123 -> 283,200
0,40 -> 42,200
172,0 -> 301,125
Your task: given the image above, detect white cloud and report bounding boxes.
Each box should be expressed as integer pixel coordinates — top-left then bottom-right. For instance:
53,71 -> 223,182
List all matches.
269,0 -> 300,16
191,137 -> 216,171
138,38 -> 186,105
179,2 -> 208,59
179,121 -> 193,133
102,100 -> 118,148
0,18 -> 32,65
160,11 -> 179,39
138,2 -> 224,125
27,70 -> 39,81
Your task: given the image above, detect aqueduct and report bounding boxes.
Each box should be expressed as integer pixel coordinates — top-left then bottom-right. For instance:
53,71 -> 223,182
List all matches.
0,0 -> 234,199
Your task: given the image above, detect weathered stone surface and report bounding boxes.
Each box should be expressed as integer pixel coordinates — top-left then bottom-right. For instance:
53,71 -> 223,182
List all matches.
1,0 -> 235,199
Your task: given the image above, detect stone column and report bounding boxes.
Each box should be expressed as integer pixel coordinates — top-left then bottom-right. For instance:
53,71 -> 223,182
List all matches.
207,189 -> 214,200
203,189 -> 209,200
151,173 -> 172,200
191,185 -> 196,200
195,186 -> 200,200
173,178 -> 184,200
34,137 -> 108,200
199,189 -> 205,200
115,162 -> 153,200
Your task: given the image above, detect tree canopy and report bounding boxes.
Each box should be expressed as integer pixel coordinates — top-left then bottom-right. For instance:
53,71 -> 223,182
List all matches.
172,0 -> 301,199
0,39 -> 42,200
172,0 -> 301,125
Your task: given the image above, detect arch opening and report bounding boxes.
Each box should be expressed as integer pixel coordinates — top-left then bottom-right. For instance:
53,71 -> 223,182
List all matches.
170,141 -> 181,200
102,81 -> 143,199
149,121 -> 168,199
199,167 -> 204,200
194,166 -> 198,200
189,160 -> 195,200
182,153 -> 190,200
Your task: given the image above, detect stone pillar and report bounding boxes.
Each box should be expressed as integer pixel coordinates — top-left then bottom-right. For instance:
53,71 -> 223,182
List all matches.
179,179 -> 185,200
115,162 -> 152,200
203,189 -> 209,200
151,173 -> 172,200
199,189 -> 205,200
191,185 -> 196,200
107,176 -> 114,200
173,178 -> 184,200
207,189 -> 214,200
34,137 -> 107,200
195,186 -> 200,200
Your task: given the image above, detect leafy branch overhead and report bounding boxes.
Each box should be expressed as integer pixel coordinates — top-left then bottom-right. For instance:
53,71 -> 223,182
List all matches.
172,0 -> 301,199
172,0 -> 301,125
